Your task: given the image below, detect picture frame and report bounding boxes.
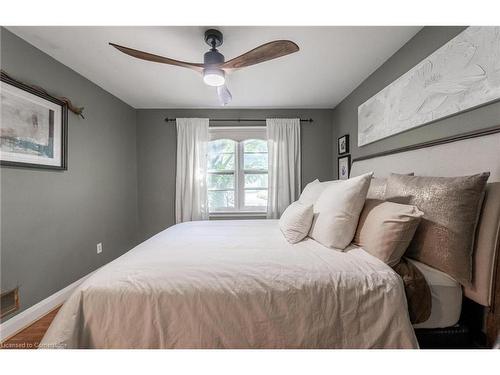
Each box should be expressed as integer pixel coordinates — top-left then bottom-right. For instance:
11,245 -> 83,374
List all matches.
337,134 -> 349,155
1,74 -> 68,170
357,27 -> 500,147
337,155 -> 351,180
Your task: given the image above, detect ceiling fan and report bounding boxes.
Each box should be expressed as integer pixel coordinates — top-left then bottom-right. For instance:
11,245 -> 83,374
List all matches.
109,29 -> 299,105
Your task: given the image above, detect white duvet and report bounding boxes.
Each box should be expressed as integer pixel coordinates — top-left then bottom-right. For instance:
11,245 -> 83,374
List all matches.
41,220 -> 418,348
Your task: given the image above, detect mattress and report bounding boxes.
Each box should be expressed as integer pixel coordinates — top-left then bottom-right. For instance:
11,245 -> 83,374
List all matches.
409,259 -> 462,329
41,220 -> 418,348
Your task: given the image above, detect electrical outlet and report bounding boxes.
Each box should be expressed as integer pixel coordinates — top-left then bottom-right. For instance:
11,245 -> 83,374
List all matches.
97,242 -> 103,254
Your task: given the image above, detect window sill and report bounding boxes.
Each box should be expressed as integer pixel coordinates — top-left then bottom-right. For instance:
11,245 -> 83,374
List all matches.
209,212 -> 267,220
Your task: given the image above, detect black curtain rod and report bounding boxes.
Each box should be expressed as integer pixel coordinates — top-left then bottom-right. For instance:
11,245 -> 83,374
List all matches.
164,117 -> 313,123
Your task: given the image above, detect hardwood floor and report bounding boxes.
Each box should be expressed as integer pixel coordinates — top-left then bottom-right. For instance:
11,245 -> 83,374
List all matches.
0,306 -> 61,349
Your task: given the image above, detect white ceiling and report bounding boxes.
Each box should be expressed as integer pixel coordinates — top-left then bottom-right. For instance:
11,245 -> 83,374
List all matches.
7,26 -> 421,109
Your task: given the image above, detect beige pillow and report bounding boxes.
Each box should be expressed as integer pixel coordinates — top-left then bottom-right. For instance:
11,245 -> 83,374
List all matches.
279,202 -> 314,244
385,172 -> 490,285
353,199 -> 424,266
298,179 -> 337,207
309,172 -> 373,249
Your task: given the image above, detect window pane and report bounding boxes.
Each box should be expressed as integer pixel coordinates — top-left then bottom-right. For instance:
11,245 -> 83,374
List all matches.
208,190 -> 235,210
244,153 -> 268,170
208,174 -> 234,190
244,173 -> 268,188
209,139 -> 235,154
208,153 -> 234,171
243,139 -> 267,153
208,139 -> 235,171
244,189 -> 268,207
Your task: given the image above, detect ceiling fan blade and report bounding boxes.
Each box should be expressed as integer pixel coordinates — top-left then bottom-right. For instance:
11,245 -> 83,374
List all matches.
221,40 -> 299,70
216,85 -> 232,106
109,43 -> 204,72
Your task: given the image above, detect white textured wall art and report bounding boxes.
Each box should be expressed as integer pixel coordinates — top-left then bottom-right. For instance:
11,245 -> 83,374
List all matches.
358,27 -> 500,146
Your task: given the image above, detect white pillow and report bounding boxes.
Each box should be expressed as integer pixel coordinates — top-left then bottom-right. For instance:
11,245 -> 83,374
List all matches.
299,179 -> 338,206
309,172 -> 373,249
279,202 -> 314,244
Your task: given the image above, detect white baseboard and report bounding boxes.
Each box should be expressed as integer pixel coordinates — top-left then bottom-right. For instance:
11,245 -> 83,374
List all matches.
0,270 -> 96,342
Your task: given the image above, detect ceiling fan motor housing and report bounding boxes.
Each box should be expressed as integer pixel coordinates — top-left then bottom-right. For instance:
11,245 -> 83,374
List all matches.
204,49 -> 225,66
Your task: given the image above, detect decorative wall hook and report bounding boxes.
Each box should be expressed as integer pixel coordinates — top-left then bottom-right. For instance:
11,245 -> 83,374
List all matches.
1,70 -> 85,119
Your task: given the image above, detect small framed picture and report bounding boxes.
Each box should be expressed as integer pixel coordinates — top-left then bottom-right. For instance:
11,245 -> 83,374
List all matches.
1,74 -> 68,169
337,134 -> 349,155
338,155 -> 351,180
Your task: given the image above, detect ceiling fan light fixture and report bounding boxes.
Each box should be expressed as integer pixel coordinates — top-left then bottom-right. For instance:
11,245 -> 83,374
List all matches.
203,68 -> 225,87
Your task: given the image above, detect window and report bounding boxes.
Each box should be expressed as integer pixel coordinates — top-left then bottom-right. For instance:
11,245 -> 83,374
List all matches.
207,135 -> 268,213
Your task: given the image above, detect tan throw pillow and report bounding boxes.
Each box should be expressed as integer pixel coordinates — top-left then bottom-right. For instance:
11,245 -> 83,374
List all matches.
309,172 -> 373,249
279,202 -> 314,244
385,173 -> 490,285
353,199 -> 424,266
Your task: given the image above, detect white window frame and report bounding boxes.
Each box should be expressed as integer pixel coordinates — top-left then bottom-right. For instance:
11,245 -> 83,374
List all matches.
208,127 -> 268,214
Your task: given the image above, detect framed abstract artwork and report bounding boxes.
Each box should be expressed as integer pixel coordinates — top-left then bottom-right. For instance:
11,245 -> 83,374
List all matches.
358,26 -> 500,146
337,155 -> 351,180
1,75 -> 67,169
338,134 -> 349,155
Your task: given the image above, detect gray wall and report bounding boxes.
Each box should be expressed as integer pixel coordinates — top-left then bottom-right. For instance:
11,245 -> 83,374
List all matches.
332,26 -> 500,177
0,28 -> 139,321
136,109 -> 334,242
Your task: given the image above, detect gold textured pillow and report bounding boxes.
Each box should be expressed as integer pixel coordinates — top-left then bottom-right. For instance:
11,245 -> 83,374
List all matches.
385,173 -> 490,285
353,199 -> 423,266
366,178 -> 387,200
367,173 -> 414,200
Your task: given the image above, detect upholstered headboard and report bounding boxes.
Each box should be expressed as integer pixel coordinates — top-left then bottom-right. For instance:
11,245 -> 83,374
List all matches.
351,128 -> 500,308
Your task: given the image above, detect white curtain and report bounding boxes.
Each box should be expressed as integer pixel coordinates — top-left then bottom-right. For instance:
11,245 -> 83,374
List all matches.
266,118 -> 301,219
175,118 -> 210,223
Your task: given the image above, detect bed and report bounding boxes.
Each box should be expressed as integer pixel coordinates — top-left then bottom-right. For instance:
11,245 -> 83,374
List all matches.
42,127 -> 500,349
40,220 -> 418,349
350,127 -> 500,347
